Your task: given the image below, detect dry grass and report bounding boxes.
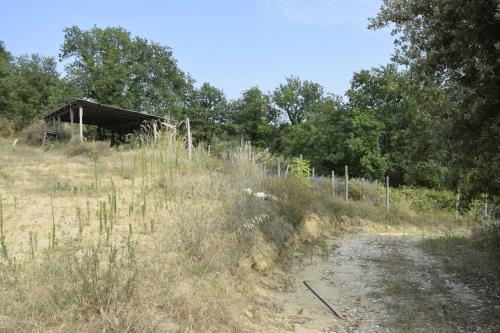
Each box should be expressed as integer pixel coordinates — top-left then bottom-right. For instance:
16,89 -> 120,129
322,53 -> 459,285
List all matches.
0,134 -> 272,332
0,134 -> 491,332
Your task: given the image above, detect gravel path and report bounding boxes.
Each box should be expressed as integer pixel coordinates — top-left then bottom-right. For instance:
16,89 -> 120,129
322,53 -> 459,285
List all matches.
273,234 -> 499,332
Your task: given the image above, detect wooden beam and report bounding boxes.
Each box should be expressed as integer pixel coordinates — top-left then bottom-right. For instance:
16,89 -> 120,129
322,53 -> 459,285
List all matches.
79,105 -> 83,141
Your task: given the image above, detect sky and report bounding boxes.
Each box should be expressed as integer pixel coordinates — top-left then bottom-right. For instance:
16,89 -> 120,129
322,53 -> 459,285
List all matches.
0,0 -> 394,99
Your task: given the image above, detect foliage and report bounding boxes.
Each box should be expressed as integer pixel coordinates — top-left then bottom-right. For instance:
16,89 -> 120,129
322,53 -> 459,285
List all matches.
370,0 -> 500,197
62,140 -> 112,157
60,26 -> 194,115
264,176 -> 314,227
187,82 -> 229,144
229,87 -> 277,147
272,75 -> 324,125
0,44 -> 62,128
290,156 -> 311,178
0,117 -> 15,137
20,121 -> 48,145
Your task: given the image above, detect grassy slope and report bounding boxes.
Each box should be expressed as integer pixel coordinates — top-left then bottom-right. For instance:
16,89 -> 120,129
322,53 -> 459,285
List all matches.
0,136 -> 497,332
0,136 -> 270,331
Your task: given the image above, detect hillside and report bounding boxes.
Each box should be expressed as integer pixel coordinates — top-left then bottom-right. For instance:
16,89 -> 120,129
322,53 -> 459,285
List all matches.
0,137 -> 498,332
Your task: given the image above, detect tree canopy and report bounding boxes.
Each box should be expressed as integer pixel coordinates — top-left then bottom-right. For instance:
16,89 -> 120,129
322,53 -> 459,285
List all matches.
60,26 -> 194,115
369,0 -> 500,196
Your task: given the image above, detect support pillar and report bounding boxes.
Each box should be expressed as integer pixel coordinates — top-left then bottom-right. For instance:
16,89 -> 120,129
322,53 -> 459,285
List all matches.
79,105 -> 83,141
69,107 -> 74,139
57,115 -> 61,139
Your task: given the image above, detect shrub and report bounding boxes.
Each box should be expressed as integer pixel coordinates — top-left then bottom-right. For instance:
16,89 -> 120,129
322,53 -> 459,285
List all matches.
0,117 -> 15,138
62,139 -> 112,157
264,176 -> 314,227
258,214 -> 295,249
20,121 -> 47,145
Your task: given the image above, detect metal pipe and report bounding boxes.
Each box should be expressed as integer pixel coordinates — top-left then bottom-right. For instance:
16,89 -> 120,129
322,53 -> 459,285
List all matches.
303,281 -> 342,319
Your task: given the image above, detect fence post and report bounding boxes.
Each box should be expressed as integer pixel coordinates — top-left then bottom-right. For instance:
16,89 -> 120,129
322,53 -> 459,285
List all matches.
455,187 -> 460,220
285,165 -> 289,177
278,161 -> 281,177
331,170 -> 335,197
484,194 -> 489,219
152,122 -> 157,141
185,116 -> 192,160
385,176 -> 390,212
345,165 -> 349,204
208,145 -> 211,156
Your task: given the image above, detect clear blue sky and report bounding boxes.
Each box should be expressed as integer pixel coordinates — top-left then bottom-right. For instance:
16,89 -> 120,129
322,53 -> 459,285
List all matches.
0,0 -> 394,99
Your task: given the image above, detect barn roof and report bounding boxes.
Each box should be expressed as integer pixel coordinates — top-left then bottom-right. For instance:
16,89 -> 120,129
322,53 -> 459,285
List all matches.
44,99 -> 164,132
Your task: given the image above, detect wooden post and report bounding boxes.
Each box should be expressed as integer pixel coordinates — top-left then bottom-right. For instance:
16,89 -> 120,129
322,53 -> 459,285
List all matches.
185,116 -> 192,160
152,122 -> 157,141
331,170 -> 335,197
264,163 -> 267,177
345,165 -> 348,204
455,187 -> 460,220
285,165 -> 289,177
312,167 -> 315,178
277,160 -> 281,177
57,115 -> 61,138
208,145 -> 211,156
69,107 -> 74,139
385,176 -> 390,212
79,105 -> 83,141
484,194 -> 489,219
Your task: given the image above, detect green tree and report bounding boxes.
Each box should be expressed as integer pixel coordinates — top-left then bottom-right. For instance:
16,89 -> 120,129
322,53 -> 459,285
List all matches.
60,26 -> 194,115
0,45 -> 61,127
187,82 -> 229,143
272,76 -> 324,125
230,87 -> 277,147
370,0 -> 500,195
346,65 -> 448,186
280,96 -> 352,175
0,41 -> 14,121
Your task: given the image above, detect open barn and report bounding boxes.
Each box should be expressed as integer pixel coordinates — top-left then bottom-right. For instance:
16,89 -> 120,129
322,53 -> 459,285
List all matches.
43,98 -> 169,144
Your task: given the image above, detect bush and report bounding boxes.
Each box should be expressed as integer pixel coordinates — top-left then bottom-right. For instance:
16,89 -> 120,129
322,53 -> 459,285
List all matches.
0,117 -> 15,138
62,139 -> 112,157
264,176 -> 314,227
20,121 -> 48,145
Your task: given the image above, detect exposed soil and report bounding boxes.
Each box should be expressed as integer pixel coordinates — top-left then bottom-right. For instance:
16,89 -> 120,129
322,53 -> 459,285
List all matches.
264,234 -> 500,332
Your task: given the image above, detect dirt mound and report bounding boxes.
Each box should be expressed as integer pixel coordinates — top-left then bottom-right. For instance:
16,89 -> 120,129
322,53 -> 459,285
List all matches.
300,213 -> 327,241
240,231 -> 278,273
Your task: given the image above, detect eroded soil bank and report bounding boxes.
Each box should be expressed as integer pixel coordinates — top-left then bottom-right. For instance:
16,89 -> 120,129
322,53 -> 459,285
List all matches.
262,234 -> 500,332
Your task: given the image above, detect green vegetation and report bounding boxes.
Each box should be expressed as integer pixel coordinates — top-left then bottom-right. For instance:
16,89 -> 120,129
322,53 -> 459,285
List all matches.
1,1 -> 498,205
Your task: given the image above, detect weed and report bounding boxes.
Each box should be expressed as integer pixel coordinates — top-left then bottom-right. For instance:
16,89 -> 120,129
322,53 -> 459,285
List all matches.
0,195 -> 9,262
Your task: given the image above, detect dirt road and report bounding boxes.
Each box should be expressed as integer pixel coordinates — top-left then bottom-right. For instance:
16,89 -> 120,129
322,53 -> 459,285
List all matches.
270,234 -> 499,332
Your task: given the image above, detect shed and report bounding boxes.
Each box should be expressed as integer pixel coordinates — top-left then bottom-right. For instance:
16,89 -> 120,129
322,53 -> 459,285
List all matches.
43,99 -> 167,142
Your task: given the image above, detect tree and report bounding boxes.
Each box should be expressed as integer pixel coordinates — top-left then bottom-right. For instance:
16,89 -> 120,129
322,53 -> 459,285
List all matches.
370,0 -> 500,196
346,65 -> 449,186
230,87 -> 277,147
0,44 -> 61,128
272,76 -> 324,125
280,96 -> 351,175
0,41 -> 14,121
60,26 -> 194,115
187,82 -> 229,143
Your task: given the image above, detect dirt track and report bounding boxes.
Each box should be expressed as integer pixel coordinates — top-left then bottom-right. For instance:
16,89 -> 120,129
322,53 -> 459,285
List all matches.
270,234 -> 499,332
